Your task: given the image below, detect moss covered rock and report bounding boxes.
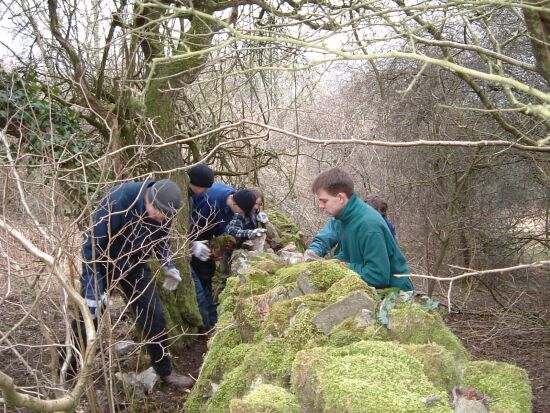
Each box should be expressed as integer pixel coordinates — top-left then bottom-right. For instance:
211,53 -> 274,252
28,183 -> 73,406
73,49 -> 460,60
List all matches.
229,384 -> 300,413
402,344 -> 463,392
265,210 -> 305,251
462,361 -> 532,413
387,302 -> 468,360
291,340 -> 452,413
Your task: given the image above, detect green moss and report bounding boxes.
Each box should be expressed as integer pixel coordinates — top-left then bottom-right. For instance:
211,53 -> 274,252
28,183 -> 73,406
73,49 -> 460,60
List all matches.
237,269 -> 275,297
323,318 -> 389,348
402,344 -> 463,392
462,361 -> 532,413
255,300 -> 295,340
233,296 -> 262,342
229,384 -> 300,413
201,327 -> 242,382
265,210 -> 305,251
291,341 -> 452,413
219,275 -> 240,302
388,302 -> 469,360
204,339 -> 297,413
285,304 -> 323,349
327,275 -> 378,303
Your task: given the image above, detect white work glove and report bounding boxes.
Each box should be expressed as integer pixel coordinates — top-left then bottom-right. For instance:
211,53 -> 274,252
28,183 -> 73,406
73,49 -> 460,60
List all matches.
250,228 -> 267,238
86,294 -> 107,319
303,249 -> 320,262
257,212 -> 269,224
162,266 -> 182,291
191,241 -> 211,261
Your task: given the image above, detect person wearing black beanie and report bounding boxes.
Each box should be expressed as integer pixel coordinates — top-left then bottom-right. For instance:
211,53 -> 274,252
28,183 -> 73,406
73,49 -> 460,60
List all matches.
231,189 -> 257,215
187,164 -> 214,195
225,188 -> 267,249
61,179 -> 194,389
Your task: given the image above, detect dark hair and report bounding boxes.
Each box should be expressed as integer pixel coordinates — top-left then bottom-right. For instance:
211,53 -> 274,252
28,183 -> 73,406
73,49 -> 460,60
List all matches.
365,194 -> 388,217
312,168 -> 354,198
248,187 -> 264,205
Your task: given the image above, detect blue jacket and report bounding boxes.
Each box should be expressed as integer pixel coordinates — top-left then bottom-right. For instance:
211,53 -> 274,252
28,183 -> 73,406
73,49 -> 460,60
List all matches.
81,181 -> 175,302
310,194 -> 413,291
190,182 -> 235,241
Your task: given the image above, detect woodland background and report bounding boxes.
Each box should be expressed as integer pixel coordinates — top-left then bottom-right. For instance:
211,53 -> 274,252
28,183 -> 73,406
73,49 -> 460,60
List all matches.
0,1 -> 549,412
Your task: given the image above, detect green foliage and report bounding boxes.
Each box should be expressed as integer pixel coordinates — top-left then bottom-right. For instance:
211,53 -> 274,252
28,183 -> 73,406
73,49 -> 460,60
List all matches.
0,68 -> 104,214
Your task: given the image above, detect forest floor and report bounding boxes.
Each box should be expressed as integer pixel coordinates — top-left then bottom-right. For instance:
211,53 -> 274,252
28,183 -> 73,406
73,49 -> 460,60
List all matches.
1,264 -> 548,412
434,268 -> 550,413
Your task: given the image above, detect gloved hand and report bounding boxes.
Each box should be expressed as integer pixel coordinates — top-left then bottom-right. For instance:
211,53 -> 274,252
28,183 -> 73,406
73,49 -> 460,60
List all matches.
250,228 -> 267,238
303,249 -> 320,262
191,241 -> 211,261
86,297 -> 105,319
257,212 -> 269,224
162,266 -> 182,291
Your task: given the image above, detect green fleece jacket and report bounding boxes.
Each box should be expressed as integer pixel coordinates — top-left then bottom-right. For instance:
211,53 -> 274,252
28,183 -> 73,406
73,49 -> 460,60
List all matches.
333,193 -> 413,291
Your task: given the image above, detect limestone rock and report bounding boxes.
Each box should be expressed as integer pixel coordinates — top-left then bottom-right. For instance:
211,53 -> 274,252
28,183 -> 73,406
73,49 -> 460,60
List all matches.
312,290 -> 377,335
454,398 -> 488,413
115,367 -> 158,399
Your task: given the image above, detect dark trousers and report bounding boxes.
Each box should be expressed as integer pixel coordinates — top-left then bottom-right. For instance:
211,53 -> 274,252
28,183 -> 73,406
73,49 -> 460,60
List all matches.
190,257 -> 217,329
64,265 -> 172,378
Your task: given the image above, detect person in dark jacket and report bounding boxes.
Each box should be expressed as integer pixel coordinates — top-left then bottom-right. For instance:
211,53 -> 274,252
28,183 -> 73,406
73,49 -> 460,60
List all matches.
308,168 -> 413,291
63,179 -> 193,388
225,189 -> 266,247
365,194 -> 397,240
187,165 -> 246,329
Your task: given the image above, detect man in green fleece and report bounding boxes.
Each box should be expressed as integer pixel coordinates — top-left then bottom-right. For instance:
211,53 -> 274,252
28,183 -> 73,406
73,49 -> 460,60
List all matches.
308,167 -> 414,291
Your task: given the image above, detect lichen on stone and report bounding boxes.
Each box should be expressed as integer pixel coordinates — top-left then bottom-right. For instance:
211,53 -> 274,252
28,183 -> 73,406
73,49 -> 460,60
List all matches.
462,360 -> 532,413
229,384 -> 301,413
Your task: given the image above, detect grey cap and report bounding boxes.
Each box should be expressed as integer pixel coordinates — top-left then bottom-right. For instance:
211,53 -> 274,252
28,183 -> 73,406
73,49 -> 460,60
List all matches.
147,179 -> 183,216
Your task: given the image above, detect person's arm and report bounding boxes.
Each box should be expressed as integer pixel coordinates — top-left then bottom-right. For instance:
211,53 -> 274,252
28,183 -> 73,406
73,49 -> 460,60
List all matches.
81,189 -> 125,303
347,231 -> 392,289
225,214 -> 253,242
307,219 -> 338,257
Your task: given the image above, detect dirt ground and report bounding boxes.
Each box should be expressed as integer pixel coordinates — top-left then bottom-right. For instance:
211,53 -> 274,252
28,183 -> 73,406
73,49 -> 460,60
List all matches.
433,269 -> 550,413
1,259 -> 548,412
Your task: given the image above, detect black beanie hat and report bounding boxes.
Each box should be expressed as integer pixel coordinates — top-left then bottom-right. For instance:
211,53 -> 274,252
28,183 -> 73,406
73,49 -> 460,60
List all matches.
232,189 -> 257,215
188,164 -> 214,188
147,179 -> 183,216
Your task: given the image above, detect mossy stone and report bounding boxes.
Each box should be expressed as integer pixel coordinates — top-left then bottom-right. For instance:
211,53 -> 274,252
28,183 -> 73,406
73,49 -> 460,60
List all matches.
229,384 -> 300,413
387,302 -> 469,360
402,344 -> 463,392
462,360 -> 532,413
265,210 -> 305,251
326,275 -> 378,303
291,341 -> 452,413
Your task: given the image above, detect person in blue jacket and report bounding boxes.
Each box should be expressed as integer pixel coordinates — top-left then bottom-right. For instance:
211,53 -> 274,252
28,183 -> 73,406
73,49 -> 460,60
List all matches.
306,168 -> 413,291
187,165 -> 251,329
62,179 -> 194,388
